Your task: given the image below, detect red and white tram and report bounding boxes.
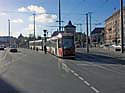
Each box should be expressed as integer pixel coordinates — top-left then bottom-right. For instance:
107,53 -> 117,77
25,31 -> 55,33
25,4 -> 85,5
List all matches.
46,33 -> 75,58
29,40 -> 43,50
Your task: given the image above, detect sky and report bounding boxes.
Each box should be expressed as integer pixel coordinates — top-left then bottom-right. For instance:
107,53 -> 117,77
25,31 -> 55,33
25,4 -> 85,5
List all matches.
0,0 -> 124,37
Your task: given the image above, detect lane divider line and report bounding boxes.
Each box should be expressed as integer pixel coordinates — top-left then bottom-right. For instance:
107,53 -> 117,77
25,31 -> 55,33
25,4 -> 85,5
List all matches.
73,73 -> 79,77
62,62 -> 100,93
90,86 -> 100,93
84,81 -> 90,86
78,76 -> 84,81
70,70 -> 74,73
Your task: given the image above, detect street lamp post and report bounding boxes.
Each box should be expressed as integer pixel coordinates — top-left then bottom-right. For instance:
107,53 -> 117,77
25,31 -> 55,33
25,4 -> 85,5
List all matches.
59,0 -> 61,32
43,30 -> 47,54
8,19 -> 11,48
86,13 -> 89,53
33,13 -> 36,50
120,0 -> 124,53
88,12 -> 92,48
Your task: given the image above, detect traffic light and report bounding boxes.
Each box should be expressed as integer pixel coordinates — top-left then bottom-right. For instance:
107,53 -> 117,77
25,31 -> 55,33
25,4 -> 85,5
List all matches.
44,34 -> 46,37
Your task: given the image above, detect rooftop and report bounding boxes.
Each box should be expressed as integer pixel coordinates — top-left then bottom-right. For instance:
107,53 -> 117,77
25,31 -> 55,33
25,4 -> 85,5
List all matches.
91,27 -> 104,35
64,21 -> 76,28
105,7 -> 125,22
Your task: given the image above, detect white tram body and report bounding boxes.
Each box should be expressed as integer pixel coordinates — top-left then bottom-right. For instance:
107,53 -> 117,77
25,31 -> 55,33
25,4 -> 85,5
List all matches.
29,40 -> 43,50
46,33 -> 75,58
29,33 -> 75,58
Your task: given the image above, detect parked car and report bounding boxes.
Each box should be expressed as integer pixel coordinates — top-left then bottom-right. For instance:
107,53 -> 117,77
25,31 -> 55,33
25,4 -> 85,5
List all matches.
10,48 -> 18,52
100,44 -> 105,48
0,46 -> 4,50
111,44 -> 125,51
10,45 -> 18,53
103,44 -> 110,48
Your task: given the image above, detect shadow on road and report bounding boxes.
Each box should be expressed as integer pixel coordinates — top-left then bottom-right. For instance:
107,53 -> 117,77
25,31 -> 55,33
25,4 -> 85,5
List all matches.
75,52 -> 125,65
0,77 -> 21,93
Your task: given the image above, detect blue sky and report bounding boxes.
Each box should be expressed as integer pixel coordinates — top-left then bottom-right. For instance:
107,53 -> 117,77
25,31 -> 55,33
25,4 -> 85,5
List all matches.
0,0 -> 124,37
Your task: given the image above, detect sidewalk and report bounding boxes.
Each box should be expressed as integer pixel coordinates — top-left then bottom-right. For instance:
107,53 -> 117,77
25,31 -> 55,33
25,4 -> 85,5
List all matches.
76,48 -> 125,61
0,49 -> 12,74
0,51 -> 5,58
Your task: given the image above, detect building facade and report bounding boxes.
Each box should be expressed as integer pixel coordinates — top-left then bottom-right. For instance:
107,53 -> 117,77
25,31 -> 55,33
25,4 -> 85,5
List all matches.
105,9 -> 125,45
51,21 -> 87,47
18,34 -> 29,48
91,27 -> 104,47
75,32 -> 86,47
64,21 -> 76,34
0,36 -> 17,47
52,21 -> 76,37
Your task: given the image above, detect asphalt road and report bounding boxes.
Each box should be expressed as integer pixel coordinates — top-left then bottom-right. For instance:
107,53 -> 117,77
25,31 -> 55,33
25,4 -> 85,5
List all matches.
0,48 -> 125,93
0,50 -> 5,58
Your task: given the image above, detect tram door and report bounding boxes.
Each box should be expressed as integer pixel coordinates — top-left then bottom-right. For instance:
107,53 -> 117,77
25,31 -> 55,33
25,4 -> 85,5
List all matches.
57,38 -> 63,57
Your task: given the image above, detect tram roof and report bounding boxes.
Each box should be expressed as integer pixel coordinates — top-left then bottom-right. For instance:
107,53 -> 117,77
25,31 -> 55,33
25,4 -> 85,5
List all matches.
48,32 -> 74,41
29,40 -> 43,43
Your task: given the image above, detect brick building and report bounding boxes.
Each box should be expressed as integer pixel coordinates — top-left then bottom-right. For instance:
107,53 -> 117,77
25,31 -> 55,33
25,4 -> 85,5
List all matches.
105,8 -> 125,45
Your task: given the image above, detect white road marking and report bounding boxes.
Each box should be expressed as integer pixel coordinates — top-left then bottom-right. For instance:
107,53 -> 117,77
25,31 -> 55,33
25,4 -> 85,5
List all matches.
91,86 -> 100,93
74,73 -> 79,77
78,76 -> 84,81
69,68 -> 100,93
70,70 -> 75,73
84,81 -> 90,86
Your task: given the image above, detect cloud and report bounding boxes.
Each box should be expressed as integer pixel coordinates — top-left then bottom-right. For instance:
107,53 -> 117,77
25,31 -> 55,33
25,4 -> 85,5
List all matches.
24,24 -> 37,33
0,12 -> 7,16
18,7 -> 28,12
27,5 -> 46,13
18,5 -> 57,24
29,14 -> 57,23
11,19 -> 24,24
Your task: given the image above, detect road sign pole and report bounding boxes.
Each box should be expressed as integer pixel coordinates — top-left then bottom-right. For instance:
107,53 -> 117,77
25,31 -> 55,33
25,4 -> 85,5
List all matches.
120,0 -> 124,53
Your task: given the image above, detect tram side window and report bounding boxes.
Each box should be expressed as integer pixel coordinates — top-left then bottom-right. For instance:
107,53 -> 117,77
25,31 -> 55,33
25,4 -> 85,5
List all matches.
35,42 -> 37,46
46,41 -> 50,47
52,40 -> 57,48
58,39 -> 62,48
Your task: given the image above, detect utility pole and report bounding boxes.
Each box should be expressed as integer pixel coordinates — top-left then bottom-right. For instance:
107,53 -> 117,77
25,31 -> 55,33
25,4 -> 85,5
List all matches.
59,0 -> 61,32
120,0 -> 124,53
79,24 -> 83,47
86,13 -> 89,53
88,12 -> 92,47
56,0 -> 64,32
8,19 -> 11,48
33,13 -> 36,50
